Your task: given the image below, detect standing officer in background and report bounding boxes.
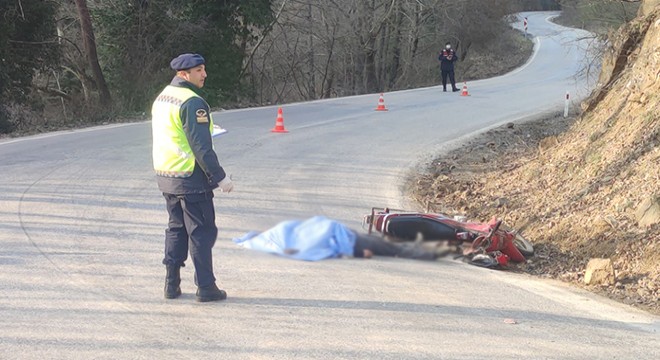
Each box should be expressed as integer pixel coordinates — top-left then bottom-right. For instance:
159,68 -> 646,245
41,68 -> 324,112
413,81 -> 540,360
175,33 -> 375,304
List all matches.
439,41 -> 460,92
152,53 -> 234,302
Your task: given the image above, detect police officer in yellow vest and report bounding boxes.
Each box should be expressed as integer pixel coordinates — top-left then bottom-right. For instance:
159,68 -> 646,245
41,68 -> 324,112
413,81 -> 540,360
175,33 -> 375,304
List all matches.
152,53 -> 234,302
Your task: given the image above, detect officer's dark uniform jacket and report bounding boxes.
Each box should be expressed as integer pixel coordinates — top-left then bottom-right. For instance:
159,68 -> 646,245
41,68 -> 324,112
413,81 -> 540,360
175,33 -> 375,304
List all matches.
152,77 -> 226,195
439,49 -> 458,71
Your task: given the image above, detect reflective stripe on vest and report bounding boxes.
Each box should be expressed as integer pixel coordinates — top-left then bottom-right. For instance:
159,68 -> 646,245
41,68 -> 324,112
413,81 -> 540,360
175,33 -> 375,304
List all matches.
152,85 -> 213,177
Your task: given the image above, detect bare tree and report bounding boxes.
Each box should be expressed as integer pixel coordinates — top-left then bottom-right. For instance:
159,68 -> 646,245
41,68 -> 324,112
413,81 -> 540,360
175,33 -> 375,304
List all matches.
73,0 -> 111,107
557,0 -> 642,32
247,0 -> 525,104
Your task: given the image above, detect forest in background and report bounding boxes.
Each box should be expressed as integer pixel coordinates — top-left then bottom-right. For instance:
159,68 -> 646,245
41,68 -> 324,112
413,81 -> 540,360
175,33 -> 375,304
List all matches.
0,0 -> 638,135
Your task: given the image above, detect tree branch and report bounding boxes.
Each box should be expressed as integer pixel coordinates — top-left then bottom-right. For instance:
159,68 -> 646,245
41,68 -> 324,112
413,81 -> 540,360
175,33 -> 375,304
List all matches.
240,0 -> 288,79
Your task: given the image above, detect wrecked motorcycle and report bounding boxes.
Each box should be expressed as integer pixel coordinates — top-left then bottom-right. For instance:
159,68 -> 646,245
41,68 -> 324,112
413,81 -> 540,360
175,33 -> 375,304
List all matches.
362,207 -> 534,268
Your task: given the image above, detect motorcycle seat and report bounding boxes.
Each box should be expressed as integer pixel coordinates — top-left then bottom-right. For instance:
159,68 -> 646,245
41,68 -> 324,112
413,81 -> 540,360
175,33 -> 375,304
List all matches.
385,216 -> 457,241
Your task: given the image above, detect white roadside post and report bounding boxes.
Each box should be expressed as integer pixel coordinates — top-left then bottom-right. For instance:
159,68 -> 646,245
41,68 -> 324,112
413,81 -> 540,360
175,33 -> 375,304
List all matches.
524,17 -> 528,37
564,91 -> 570,118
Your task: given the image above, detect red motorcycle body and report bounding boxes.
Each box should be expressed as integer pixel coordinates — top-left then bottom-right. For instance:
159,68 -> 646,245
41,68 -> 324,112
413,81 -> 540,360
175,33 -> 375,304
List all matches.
364,208 -> 527,263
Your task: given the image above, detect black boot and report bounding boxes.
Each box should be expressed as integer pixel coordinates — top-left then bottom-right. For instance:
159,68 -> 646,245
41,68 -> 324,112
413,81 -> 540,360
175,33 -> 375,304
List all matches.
164,265 -> 182,299
196,283 -> 227,302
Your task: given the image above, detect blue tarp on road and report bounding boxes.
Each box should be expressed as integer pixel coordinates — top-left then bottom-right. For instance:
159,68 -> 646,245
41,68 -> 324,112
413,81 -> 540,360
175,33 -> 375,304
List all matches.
233,216 -> 356,261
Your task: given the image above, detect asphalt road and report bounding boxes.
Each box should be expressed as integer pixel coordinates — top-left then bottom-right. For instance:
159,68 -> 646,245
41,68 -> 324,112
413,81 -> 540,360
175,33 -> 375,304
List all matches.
1,11 -> 658,360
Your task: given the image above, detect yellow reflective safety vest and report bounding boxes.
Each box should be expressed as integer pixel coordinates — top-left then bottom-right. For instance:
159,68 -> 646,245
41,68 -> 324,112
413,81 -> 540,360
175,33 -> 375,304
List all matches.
152,85 -> 213,177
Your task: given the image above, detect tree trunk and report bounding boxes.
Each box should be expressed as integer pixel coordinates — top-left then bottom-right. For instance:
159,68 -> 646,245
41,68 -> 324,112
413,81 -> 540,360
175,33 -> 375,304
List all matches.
388,1 -> 404,89
74,0 -> 111,108
307,2 -> 316,99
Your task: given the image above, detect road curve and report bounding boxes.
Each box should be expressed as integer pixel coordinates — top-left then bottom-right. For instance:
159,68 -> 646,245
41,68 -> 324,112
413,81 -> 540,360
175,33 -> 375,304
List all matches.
0,11 -> 657,360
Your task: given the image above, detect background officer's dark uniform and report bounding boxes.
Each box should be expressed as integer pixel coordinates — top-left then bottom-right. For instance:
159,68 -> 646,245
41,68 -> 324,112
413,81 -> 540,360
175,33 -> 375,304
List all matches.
439,47 -> 459,92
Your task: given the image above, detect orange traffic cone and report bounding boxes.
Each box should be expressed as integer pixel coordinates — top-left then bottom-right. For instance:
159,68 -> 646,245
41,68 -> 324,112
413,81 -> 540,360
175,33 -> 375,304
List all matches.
375,93 -> 388,111
460,82 -> 470,96
271,107 -> 288,133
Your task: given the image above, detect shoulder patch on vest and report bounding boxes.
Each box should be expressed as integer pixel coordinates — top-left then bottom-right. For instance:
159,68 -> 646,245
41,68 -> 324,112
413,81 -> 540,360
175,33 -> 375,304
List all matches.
196,109 -> 209,123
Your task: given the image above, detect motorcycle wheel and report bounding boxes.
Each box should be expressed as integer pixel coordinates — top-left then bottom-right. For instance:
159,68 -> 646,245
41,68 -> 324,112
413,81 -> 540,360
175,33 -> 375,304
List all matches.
513,233 -> 535,258
468,254 -> 500,268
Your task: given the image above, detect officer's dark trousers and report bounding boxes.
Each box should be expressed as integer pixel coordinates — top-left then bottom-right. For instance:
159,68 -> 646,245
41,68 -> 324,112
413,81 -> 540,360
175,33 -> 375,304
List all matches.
162,192 -> 217,288
441,70 -> 457,90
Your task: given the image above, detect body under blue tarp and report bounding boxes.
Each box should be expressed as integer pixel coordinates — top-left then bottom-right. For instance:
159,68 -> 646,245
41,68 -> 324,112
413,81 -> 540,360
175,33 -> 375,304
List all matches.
233,216 -> 356,261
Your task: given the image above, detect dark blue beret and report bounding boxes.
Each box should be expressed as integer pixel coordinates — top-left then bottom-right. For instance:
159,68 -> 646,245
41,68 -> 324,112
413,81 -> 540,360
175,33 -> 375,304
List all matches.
170,53 -> 205,71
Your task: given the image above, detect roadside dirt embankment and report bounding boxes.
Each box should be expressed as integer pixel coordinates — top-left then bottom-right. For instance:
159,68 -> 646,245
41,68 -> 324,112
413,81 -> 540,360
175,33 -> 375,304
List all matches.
411,6 -> 660,314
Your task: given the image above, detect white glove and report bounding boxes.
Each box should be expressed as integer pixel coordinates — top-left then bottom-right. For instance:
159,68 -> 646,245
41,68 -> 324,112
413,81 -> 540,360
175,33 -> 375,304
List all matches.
218,177 -> 234,193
